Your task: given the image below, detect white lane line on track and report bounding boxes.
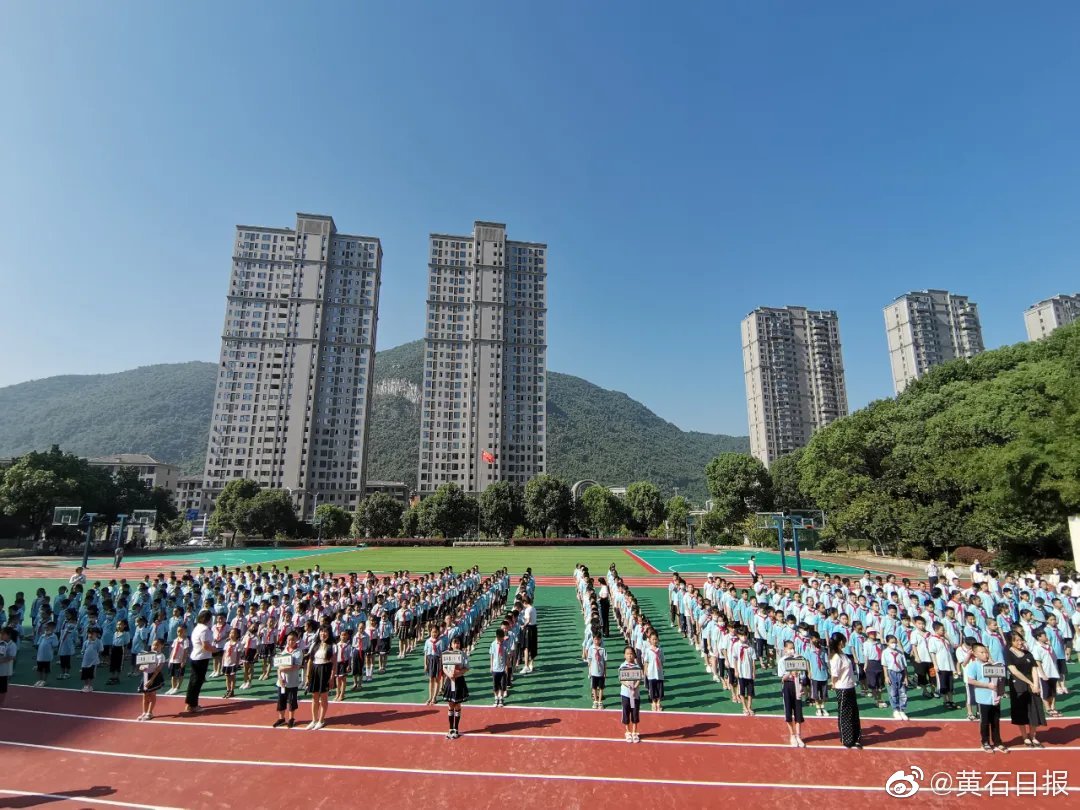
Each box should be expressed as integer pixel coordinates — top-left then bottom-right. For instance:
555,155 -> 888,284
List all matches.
0,740 -> 894,792
3,706 -> 1073,755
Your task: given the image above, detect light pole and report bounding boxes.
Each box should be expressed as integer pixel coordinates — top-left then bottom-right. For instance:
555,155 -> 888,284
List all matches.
80,513 -> 99,569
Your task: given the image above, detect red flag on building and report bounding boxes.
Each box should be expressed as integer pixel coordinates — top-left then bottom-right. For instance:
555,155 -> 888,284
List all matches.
482,450 -> 496,464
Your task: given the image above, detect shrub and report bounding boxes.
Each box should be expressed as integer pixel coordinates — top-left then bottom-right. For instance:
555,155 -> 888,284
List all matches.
898,540 -> 930,560
816,537 -> 838,553
951,546 -> 995,565
362,537 -> 449,547
511,536 -> 680,547
1033,558 -> 1075,576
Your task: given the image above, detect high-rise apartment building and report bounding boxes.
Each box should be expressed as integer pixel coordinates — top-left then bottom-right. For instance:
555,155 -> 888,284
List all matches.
1024,294 -> 1080,341
417,221 -> 547,495
884,289 -> 984,393
203,213 -> 382,518
742,306 -> 848,468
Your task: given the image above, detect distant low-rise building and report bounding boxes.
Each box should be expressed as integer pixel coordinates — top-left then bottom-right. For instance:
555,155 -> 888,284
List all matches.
175,475 -> 207,516
363,480 -> 410,505
86,454 -> 179,492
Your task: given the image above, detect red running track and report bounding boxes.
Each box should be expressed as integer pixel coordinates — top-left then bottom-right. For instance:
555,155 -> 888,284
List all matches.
1,686 -> 1078,809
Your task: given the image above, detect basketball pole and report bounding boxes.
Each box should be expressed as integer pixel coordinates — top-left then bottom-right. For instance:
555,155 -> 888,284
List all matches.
792,520 -> 803,580
776,516 -> 787,574
80,513 -> 99,569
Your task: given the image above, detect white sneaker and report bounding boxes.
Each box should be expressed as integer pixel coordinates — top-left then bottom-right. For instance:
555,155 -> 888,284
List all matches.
34,680 -> 45,687
305,721 -> 317,730
901,712 -> 909,720
892,710 -> 901,720
790,735 -> 798,747
796,737 -> 806,748
632,733 -> 640,743
314,721 -> 325,730
81,685 -> 91,693
137,713 -> 148,721
625,731 -> 632,742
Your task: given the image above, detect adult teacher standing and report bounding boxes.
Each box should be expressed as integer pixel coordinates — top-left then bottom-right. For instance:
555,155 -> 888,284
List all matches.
185,610 -> 214,713
829,632 -> 862,749
1006,632 -> 1046,748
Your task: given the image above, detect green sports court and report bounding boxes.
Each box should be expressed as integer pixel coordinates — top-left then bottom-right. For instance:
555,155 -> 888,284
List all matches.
624,547 -> 895,578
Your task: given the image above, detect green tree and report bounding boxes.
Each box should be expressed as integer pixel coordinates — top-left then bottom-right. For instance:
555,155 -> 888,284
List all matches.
523,474 -> 572,537
478,481 -> 522,539
353,493 -> 405,539
624,481 -> 665,534
704,453 -> 772,532
769,449 -> 814,512
580,485 -> 625,537
696,509 -> 728,545
400,503 -> 421,538
665,495 -> 690,541
109,466 -> 152,520
245,489 -> 297,538
0,446 -> 113,538
417,483 -> 477,538
146,486 -> 179,529
207,478 -> 261,545
314,503 -> 352,540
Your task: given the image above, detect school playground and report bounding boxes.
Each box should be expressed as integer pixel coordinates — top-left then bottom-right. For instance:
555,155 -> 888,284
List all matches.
1,546 -> 1077,806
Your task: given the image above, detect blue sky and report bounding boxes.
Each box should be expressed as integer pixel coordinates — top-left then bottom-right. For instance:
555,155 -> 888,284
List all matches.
2,2 -> 1078,436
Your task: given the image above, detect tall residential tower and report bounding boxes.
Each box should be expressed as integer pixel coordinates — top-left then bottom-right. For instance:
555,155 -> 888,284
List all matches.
884,289 -> 983,393
742,306 -> 848,468
1024,294 -> 1080,341
418,221 -> 547,495
203,213 -> 382,518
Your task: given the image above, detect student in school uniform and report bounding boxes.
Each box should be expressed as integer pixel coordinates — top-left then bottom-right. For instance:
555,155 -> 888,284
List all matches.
424,626 -> 442,705
963,643 -> 1008,753
130,616 -> 151,678
955,636 -> 979,721
778,640 -> 808,748
305,625 -> 335,730
807,633 -> 831,717
137,638 -> 166,721
333,630 -> 353,702
882,635 -> 909,720
80,627 -> 104,692
586,632 -> 607,709
618,645 -> 642,743
273,631 -> 303,729
0,626 -> 17,707
1031,629 -> 1062,718
643,632 -> 665,712
927,621 -> 958,710
34,621 -> 59,687
862,629 -> 887,709
442,635 -> 470,740
222,627 -> 241,698
57,610 -> 78,680
166,624 -> 190,695
730,626 -> 757,716
489,628 -> 509,707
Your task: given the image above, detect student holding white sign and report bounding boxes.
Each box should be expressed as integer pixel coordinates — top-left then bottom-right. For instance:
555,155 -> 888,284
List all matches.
136,639 -> 166,721
618,646 -> 642,743
963,643 -> 1008,753
273,631 -> 303,729
442,635 -> 469,739
778,640 -> 808,748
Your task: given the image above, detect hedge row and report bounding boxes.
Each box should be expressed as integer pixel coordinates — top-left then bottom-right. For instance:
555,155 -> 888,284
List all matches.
321,536 -> 683,548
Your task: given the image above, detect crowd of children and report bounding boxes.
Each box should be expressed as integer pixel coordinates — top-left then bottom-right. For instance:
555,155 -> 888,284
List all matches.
1,558 -> 1075,751
0,563 -> 520,725
568,562 -> 1076,748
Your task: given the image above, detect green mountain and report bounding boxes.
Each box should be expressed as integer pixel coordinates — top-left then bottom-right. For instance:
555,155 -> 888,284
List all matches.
0,341 -> 747,502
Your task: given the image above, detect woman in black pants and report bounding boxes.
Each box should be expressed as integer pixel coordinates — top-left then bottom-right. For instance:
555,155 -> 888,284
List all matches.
829,632 -> 862,749
185,610 -> 214,714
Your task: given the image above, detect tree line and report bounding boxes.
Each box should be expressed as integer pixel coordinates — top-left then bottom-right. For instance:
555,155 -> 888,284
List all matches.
0,446 -> 178,543
696,322 -> 1080,569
